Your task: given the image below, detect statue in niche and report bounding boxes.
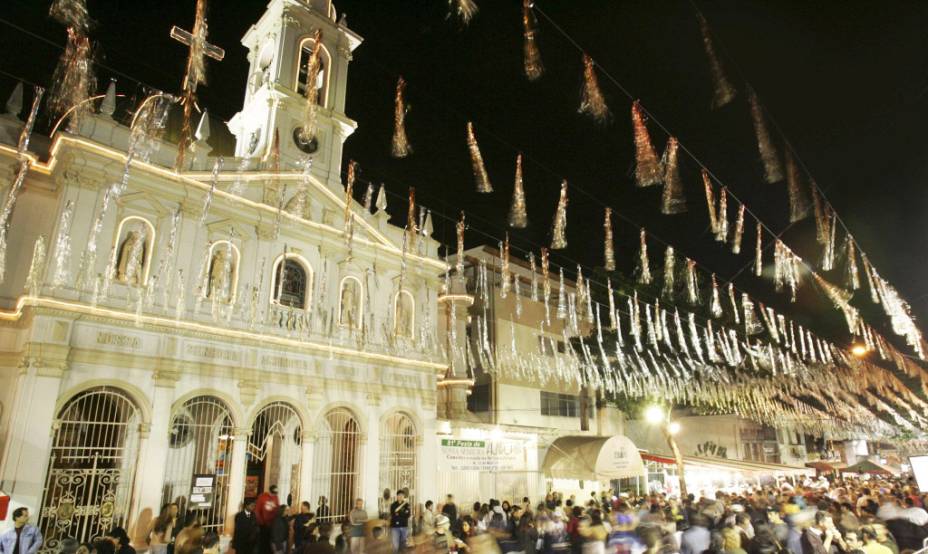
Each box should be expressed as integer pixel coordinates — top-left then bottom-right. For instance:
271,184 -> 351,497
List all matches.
208,246 -> 234,302
339,278 -> 360,328
116,229 -> 147,286
395,293 -> 413,338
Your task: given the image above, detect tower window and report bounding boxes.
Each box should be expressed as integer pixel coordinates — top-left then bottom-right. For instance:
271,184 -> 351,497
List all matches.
274,258 -> 309,309
297,39 -> 330,107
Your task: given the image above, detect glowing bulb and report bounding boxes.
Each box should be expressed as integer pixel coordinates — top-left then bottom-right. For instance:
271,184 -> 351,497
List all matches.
644,405 -> 665,425
667,421 -> 681,435
851,343 -> 868,357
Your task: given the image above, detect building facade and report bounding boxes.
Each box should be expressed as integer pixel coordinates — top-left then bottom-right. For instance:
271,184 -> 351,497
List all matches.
0,0 -> 448,550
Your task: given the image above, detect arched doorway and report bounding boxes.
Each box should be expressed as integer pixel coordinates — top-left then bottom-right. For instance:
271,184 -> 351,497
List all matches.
380,413 -> 418,507
311,408 -> 361,522
37,387 -> 142,554
162,395 -> 235,533
246,402 -> 302,505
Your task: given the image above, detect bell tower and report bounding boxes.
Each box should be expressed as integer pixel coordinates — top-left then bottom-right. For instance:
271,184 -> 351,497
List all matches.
229,0 -> 362,191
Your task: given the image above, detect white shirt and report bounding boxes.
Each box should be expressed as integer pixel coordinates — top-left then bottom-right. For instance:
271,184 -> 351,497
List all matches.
902,507 -> 928,526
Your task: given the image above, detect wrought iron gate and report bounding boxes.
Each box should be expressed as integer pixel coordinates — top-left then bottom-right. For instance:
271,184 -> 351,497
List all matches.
312,408 -> 361,522
38,387 -> 141,554
247,402 -> 302,506
380,413 -> 417,507
162,396 -> 234,533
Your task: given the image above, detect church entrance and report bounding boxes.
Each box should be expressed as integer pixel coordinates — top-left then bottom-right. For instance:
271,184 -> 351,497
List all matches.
245,402 -> 302,505
37,387 -> 141,554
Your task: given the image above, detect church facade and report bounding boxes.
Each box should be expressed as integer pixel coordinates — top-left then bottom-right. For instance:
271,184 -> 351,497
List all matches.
0,1 -> 449,551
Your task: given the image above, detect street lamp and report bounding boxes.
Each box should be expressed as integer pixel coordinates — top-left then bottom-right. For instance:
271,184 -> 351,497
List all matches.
644,405 -> 688,499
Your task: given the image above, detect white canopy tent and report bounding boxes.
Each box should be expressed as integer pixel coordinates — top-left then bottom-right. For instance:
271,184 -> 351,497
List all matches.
542,435 -> 645,480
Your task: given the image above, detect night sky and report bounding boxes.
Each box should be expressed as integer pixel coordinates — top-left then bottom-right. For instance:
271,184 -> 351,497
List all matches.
2,0 -> 928,349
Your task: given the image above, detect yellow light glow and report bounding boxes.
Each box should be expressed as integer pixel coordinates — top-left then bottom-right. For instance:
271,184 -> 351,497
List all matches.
0,295 -> 446,370
851,344 -> 868,357
667,421 -> 681,435
644,405 -> 665,425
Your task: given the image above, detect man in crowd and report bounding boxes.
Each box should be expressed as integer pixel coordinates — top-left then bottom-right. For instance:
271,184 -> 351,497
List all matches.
389,490 -> 411,552
0,508 -> 42,554
255,485 -> 280,554
233,499 -> 259,554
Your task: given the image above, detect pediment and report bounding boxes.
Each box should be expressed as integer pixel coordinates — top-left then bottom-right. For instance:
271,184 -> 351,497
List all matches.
116,191 -> 172,218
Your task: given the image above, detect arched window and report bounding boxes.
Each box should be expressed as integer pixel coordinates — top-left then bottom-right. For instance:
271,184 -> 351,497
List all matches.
338,276 -> 363,329
162,396 -> 234,533
312,408 -> 361,522
206,241 -> 240,303
380,413 -> 417,507
272,256 -> 311,309
296,37 -> 330,107
113,216 -> 155,286
394,290 -> 415,338
38,387 -> 142,553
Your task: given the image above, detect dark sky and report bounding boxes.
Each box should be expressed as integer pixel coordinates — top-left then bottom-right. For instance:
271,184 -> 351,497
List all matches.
2,0 -> 928,347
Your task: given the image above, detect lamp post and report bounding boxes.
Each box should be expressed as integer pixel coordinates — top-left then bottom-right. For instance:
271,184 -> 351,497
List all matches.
645,405 -> 687,499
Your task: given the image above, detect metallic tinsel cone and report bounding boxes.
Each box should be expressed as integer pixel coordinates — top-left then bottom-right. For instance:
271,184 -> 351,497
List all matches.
785,149 -> 811,222
821,211 -> 836,271
603,207 -> 616,271
702,169 -> 718,231
845,237 -> 860,291
742,294 -> 762,335
550,180 -> 568,249
754,220 -> 763,277
731,204 -> 745,254
501,234 -> 511,298
714,187 -> 728,242
50,0 -> 90,34
508,153 -> 528,228
455,212 -> 466,275
391,76 -> 412,158
466,121 -> 493,193
697,12 -> 736,109
299,29 -> 324,145
632,100 -> 662,187
709,274 -> 722,317
727,283 -> 740,324
47,28 -> 95,127
662,245 -> 676,299
684,258 -> 699,305
449,0 -> 479,25
407,186 -> 418,247
522,0 -> 544,81
660,136 -> 687,214
747,85 -> 783,183
557,268 -> 567,320
811,187 -> 829,244
636,228 -> 652,285
578,53 -> 610,124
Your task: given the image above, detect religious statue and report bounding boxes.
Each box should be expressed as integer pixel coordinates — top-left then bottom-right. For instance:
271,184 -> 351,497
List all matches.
208,246 -> 234,302
339,278 -> 360,328
115,229 -> 146,286
395,292 -> 413,338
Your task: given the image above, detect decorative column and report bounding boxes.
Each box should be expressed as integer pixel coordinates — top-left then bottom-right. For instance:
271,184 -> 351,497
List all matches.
298,431 -> 315,507
0,356 -> 67,513
128,371 -> 176,545
223,427 -> 250,536
437,275 -> 474,419
361,393 -> 381,516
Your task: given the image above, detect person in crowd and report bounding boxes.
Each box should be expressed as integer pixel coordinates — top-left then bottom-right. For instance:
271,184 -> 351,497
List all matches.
419,501 -> 436,538
0,507 -> 43,554
234,499 -> 260,554
150,503 -> 179,554
316,497 -> 331,523
256,486 -> 281,554
105,527 -> 135,554
349,498 -> 368,554
293,502 -> 315,552
859,526 -> 893,554
390,489 -> 412,552
335,523 -> 351,554
92,539 -> 116,554
303,524 -> 334,554
380,490 -> 393,521
270,505 -> 290,554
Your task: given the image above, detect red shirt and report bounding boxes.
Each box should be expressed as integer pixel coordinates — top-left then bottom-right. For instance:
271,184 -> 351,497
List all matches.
255,492 -> 280,526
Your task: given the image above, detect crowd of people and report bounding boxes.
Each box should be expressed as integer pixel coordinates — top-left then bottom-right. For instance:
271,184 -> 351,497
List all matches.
225,478 -> 928,554
5,477 -> 928,554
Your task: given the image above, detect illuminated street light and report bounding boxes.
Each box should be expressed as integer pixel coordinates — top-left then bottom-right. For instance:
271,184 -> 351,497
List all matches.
644,404 -> 687,499
851,343 -> 868,357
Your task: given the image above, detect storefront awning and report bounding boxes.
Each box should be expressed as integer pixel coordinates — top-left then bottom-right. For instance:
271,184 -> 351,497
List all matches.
543,435 -> 645,480
641,451 -> 813,477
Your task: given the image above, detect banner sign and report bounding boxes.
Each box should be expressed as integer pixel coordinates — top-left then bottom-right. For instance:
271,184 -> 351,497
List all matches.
190,474 -> 216,509
438,437 -> 525,472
